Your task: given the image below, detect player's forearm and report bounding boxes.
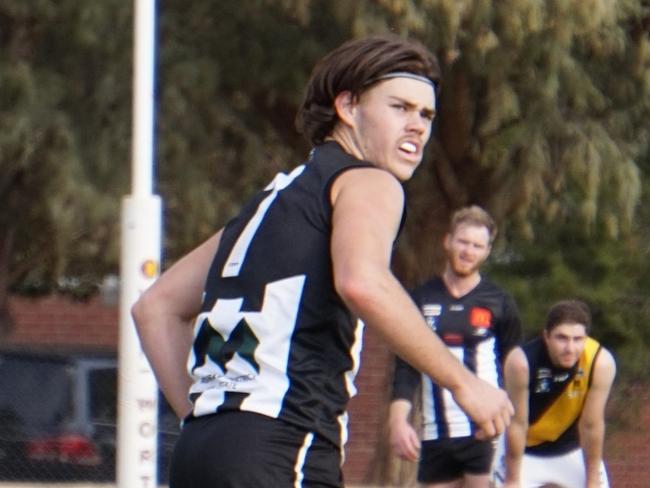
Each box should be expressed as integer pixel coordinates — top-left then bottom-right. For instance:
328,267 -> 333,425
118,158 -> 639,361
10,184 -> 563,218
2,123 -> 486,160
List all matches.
580,421 -> 606,486
338,270 -> 472,391
132,233 -> 220,418
389,399 -> 413,426
504,422 -> 527,482
133,302 -> 195,418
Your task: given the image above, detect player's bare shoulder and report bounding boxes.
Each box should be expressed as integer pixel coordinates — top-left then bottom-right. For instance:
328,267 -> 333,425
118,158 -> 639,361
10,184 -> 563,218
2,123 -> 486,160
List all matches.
504,347 -> 529,387
593,345 -> 617,386
330,166 -> 404,206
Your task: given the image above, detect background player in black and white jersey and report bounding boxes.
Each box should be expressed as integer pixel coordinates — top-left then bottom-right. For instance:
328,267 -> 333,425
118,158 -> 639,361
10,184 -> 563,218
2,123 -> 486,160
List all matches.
389,206 -> 522,488
132,36 -> 514,487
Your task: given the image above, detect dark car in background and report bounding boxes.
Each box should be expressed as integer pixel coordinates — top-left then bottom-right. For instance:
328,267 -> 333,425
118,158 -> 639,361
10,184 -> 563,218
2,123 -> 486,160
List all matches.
0,347 -> 178,482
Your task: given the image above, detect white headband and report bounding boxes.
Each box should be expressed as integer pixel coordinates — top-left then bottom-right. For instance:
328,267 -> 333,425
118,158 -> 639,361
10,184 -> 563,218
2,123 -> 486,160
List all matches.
367,71 -> 436,88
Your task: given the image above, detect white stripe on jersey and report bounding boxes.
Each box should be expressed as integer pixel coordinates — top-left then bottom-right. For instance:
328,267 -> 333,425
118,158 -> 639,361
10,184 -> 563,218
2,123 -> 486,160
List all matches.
421,375 -> 437,438
222,165 -> 305,278
476,336 -> 499,384
422,337 -> 499,440
338,319 -> 365,455
344,319 -> 365,398
442,347 -> 472,438
188,275 -> 306,418
293,432 -> 315,488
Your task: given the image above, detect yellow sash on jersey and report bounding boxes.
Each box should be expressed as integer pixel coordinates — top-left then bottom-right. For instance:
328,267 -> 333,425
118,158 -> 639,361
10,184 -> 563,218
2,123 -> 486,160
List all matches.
526,337 -> 600,447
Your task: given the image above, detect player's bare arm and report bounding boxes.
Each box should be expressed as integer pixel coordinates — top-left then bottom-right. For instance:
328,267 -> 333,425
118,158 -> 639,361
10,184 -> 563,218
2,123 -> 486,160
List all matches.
579,347 -> 616,488
503,347 -> 530,487
329,168 -> 512,439
132,230 -> 222,418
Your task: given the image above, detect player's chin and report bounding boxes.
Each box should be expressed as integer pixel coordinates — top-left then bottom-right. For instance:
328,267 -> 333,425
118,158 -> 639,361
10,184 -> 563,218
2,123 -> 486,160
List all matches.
393,160 -> 421,181
452,264 -> 477,277
558,356 -> 577,368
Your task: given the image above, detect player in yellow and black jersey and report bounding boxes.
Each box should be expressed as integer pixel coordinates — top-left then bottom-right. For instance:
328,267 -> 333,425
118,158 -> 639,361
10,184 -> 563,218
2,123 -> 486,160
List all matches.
492,299 -> 616,488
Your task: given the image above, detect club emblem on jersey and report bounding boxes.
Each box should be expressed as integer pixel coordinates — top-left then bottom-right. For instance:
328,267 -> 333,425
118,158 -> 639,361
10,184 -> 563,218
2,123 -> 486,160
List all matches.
470,307 -> 492,328
421,304 -> 441,330
553,372 -> 570,382
193,317 -> 261,374
534,378 -> 551,393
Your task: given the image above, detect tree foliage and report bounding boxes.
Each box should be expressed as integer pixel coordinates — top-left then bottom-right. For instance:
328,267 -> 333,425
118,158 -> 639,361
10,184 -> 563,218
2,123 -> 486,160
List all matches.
1,0 -> 649,370
1,1 -> 649,483
356,0 -> 649,278
0,1 -> 132,304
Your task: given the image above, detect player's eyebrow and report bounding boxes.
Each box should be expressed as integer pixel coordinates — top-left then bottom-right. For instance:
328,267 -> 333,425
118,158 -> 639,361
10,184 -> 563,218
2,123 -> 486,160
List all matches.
389,95 -> 436,118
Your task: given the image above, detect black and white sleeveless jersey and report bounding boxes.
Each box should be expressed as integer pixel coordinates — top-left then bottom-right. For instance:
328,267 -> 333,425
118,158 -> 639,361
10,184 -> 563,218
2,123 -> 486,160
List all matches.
186,142 -> 378,448
392,277 -> 522,440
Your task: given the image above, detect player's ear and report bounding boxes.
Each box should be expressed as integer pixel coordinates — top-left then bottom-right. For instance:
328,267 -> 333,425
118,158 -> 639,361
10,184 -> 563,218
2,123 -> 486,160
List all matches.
333,91 -> 357,127
443,233 -> 451,251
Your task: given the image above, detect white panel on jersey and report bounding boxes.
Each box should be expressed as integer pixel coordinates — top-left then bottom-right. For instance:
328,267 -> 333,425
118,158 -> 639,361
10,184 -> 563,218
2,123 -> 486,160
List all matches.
189,297 -> 245,416
422,376 -> 438,439
445,347 -> 472,437
193,165 -> 308,413
222,165 -> 305,278
240,275 -> 305,417
188,275 -> 306,419
475,337 -> 499,385
422,346 -> 472,439
192,387 -> 227,417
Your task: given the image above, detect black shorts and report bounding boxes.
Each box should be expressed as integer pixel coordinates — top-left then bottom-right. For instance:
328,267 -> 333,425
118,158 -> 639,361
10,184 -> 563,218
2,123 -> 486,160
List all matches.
417,437 -> 495,483
169,411 -> 342,488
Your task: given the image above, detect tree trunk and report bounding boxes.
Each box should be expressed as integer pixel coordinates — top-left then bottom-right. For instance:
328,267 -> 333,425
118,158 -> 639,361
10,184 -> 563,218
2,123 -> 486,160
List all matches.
0,229 -> 15,337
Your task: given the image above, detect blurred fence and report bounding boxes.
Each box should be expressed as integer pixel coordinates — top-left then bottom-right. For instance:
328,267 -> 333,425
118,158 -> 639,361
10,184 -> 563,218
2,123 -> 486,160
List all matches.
4,297 -> 650,487
0,347 -> 178,486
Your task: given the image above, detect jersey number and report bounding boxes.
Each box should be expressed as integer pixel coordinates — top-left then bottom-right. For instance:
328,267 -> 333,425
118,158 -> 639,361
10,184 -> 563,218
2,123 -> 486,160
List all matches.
191,166 -> 307,413
221,164 -> 305,278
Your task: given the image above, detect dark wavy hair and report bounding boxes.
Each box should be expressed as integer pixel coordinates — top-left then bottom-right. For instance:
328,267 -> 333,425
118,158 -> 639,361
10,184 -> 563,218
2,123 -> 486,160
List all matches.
296,34 -> 440,146
545,300 -> 592,333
